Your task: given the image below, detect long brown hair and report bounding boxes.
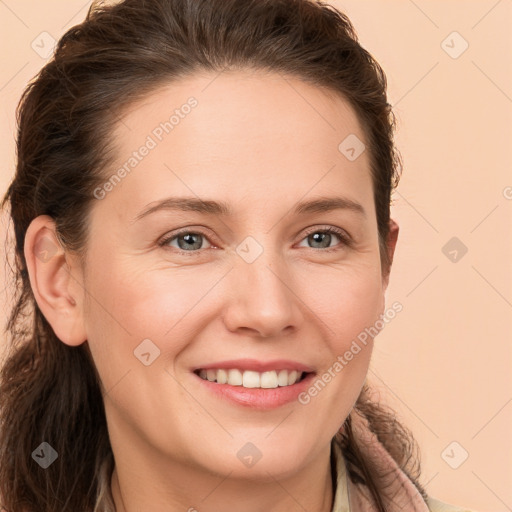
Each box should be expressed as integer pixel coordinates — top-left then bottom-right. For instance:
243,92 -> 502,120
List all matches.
0,0 -> 428,510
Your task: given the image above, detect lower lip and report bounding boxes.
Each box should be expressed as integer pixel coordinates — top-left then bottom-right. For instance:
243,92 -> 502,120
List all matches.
193,372 -> 316,410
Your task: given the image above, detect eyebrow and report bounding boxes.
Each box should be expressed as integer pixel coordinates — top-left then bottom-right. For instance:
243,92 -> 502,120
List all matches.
133,195 -> 367,223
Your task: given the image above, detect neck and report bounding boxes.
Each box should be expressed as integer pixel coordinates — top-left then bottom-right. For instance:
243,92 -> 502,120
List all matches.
110,443 -> 335,512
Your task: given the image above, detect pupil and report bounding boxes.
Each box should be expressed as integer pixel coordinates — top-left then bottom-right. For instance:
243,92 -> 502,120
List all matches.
311,232 -> 329,248
180,233 -> 201,250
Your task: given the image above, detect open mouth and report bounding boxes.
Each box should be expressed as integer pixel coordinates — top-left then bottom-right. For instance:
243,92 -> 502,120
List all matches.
194,368 -> 312,389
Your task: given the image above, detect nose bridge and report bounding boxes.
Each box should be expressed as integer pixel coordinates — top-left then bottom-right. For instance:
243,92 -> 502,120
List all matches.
225,234 -> 301,336
235,234 -> 288,298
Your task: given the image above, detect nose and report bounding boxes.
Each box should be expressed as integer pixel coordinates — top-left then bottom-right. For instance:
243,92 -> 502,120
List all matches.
222,245 -> 304,339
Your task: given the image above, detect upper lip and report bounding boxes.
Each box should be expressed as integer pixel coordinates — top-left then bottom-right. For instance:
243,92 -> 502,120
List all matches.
193,359 -> 315,373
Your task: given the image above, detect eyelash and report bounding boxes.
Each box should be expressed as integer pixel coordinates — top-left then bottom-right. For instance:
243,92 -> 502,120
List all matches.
158,226 -> 352,256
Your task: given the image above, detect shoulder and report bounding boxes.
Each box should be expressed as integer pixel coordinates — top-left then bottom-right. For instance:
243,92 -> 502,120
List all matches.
426,495 -> 480,512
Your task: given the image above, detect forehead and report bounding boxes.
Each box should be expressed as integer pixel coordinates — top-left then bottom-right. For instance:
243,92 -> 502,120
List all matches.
115,68 -> 366,149
99,69 -> 373,222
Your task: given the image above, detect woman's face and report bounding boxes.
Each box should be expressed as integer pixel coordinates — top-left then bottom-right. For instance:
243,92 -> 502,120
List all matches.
76,70 -> 395,480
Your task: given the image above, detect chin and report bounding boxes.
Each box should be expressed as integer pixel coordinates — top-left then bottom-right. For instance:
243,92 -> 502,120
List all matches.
200,438 -> 317,480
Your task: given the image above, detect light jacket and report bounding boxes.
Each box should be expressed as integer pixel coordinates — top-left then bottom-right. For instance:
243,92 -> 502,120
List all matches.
330,410 -> 478,512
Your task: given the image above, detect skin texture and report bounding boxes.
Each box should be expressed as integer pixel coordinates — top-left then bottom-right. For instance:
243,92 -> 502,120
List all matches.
24,70 -> 399,512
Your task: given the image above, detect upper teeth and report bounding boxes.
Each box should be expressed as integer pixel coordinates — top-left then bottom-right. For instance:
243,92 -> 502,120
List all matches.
198,369 -> 303,388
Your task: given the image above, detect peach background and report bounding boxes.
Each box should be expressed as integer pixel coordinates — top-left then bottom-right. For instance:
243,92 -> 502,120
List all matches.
0,1 -> 510,511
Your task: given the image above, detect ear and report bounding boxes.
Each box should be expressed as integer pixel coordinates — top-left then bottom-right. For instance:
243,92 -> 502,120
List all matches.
382,218 -> 399,291
24,215 -> 87,346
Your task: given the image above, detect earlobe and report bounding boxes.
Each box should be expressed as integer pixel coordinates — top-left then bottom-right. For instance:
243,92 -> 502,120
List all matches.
24,215 -> 87,347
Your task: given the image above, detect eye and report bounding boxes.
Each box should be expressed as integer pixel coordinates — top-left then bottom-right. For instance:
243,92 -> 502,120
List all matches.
158,225 -> 352,256
159,229 -> 213,254
297,226 -> 352,252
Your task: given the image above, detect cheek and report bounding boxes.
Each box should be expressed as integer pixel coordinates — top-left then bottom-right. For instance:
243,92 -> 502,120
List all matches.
294,259 -> 383,409
296,258 -> 384,347
81,259 -> 218,375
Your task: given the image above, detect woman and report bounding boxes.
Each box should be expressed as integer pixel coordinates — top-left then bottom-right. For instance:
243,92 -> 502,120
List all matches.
0,0 -> 477,510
